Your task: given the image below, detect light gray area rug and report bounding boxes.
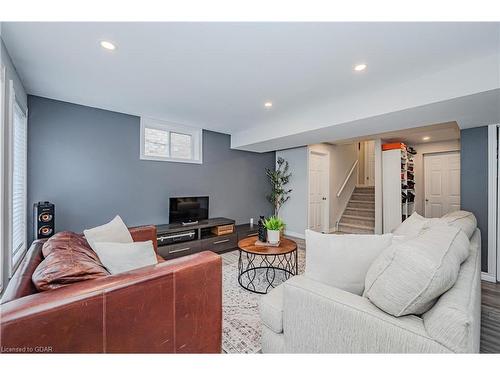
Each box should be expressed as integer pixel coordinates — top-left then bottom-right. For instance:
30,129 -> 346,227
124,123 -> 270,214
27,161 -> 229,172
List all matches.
221,238 -> 305,354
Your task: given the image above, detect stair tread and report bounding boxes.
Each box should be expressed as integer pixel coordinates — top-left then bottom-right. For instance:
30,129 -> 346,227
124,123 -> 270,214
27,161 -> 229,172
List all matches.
342,214 -> 375,221
338,222 -> 375,230
345,207 -> 375,212
348,200 -> 375,204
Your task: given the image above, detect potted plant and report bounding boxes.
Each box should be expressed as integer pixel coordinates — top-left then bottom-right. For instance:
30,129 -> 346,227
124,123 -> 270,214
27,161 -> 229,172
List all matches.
263,216 -> 285,245
266,157 -> 292,217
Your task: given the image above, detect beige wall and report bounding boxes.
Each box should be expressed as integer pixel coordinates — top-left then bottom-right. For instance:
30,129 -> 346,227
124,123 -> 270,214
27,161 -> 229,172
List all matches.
309,143 -> 359,231
409,140 -> 461,216
358,142 -> 365,184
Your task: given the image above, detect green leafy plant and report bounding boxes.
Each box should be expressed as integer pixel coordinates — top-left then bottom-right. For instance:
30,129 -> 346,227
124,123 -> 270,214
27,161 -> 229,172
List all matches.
266,157 -> 292,216
263,216 -> 285,231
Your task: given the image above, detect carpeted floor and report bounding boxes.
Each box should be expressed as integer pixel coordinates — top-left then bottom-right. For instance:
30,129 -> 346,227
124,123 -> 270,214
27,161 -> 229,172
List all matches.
221,237 -> 305,354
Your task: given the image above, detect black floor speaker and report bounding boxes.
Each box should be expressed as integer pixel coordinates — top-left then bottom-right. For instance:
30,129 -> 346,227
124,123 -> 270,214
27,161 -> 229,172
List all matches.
34,201 -> 55,240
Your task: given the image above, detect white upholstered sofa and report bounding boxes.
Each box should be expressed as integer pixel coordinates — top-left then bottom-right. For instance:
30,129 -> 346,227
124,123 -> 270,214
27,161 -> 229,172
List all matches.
259,211 -> 481,353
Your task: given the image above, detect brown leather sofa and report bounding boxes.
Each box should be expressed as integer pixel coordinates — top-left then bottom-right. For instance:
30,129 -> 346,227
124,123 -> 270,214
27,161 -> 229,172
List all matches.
0,226 -> 222,353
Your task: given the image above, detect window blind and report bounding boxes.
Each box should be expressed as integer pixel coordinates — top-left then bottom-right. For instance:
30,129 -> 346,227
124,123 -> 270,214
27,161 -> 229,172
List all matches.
11,102 -> 27,261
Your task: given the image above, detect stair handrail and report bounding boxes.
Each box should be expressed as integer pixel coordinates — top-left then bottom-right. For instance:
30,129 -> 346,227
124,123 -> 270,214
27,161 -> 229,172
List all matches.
337,159 -> 359,197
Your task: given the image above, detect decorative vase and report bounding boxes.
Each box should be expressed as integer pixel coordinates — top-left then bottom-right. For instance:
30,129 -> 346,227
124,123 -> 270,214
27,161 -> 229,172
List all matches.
258,216 -> 267,242
267,229 -> 280,245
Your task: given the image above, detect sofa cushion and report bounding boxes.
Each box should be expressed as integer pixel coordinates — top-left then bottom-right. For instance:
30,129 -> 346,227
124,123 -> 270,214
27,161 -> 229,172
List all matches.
33,231 -> 110,291
83,215 -> 133,252
92,240 -> 158,275
364,224 -> 469,316
305,230 -> 393,295
260,283 -> 284,334
423,229 -> 481,353
392,212 -> 428,237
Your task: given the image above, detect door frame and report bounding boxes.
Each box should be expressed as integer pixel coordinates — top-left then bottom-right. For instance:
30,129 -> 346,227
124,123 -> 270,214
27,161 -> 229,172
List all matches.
307,149 -> 330,233
364,140 -> 375,186
485,124 -> 498,282
0,65 -> 5,293
423,150 -> 461,218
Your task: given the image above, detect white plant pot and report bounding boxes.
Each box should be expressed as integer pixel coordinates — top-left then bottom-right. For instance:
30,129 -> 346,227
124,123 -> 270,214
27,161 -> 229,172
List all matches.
267,229 -> 280,244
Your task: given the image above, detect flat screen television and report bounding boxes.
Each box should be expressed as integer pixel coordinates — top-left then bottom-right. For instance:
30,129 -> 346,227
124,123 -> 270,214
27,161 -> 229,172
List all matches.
169,196 -> 209,224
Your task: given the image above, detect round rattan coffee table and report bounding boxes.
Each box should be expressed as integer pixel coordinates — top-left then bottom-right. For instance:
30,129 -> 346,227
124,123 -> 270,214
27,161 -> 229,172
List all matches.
237,236 -> 298,294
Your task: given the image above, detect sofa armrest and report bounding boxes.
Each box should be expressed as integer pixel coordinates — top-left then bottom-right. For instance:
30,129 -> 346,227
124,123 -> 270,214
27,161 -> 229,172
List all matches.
1,240 -> 46,304
281,275 -> 451,353
129,225 -> 158,253
1,251 -> 221,353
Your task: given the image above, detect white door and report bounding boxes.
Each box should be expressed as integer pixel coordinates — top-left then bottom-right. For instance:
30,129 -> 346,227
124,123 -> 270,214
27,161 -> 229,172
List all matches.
424,152 -> 461,218
308,151 -> 329,232
365,140 -> 375,186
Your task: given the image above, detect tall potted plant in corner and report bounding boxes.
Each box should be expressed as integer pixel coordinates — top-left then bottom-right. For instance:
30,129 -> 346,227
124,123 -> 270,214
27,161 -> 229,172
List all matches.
266,157 -> 292,217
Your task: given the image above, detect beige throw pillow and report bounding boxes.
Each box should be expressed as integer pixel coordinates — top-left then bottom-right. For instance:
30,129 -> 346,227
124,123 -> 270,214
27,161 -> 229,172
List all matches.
437,210 -> 477,239
392,212 -> 428,237
92,240 -> 158,274
306,230 -> 393,295
364,224 -> 469,316
83,215 -> 133,252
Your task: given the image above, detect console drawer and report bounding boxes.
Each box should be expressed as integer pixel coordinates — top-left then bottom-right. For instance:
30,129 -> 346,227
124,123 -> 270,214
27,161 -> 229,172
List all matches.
237,229 -> 259,241
200,233 -> 237,253
236,224 -> 259,241
158,240 -> 201,260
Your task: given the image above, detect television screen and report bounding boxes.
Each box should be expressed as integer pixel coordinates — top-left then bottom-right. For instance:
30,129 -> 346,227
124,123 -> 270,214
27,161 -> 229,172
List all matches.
169,196 -> 209,224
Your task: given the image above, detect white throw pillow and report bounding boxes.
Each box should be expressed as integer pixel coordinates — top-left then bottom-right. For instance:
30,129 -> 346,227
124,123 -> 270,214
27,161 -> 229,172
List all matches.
92,240 -> 158,275
392,212 -> 428,237
305,230 -> 393,295
83,215 -> 133,252
364,224 -> 470,317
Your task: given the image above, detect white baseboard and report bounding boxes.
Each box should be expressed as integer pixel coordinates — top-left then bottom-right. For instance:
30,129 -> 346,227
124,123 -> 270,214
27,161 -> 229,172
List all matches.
481,272 -> 497,283
284,230 -> 305,239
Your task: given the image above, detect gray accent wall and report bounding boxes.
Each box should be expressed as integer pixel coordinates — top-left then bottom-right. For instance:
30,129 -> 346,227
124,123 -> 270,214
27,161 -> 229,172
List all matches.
460,126 -> 488,272
276,147 -> 308,237
27,96 -> 274,243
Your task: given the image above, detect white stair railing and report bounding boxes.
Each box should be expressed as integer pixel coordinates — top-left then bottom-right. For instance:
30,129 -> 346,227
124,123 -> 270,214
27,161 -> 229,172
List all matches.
337,159 -> 359,197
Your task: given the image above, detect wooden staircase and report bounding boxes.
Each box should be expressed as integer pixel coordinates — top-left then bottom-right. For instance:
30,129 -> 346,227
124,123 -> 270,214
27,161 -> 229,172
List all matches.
337,186 -> 375,234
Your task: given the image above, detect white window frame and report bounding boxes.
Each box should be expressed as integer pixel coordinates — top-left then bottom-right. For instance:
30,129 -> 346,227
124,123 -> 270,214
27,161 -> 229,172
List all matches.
0,65 -> 5,292
140,117 -> 202,164
7,80 -> 28,276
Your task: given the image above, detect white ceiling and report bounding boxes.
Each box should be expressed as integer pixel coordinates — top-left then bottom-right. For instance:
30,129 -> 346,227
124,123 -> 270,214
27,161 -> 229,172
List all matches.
2,22 -> 499,151
379,122 -> 460,145
333,122 -> 460,145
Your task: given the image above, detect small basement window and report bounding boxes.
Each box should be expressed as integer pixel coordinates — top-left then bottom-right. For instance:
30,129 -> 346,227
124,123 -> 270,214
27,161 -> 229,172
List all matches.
140,117 -> 202,164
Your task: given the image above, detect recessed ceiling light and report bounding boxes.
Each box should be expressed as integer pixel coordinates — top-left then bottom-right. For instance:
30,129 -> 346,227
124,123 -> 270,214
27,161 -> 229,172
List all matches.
100,40 -> 116,51
354,63 -> 367,72
422,136 -> 431,141
264,102 -> 273,108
